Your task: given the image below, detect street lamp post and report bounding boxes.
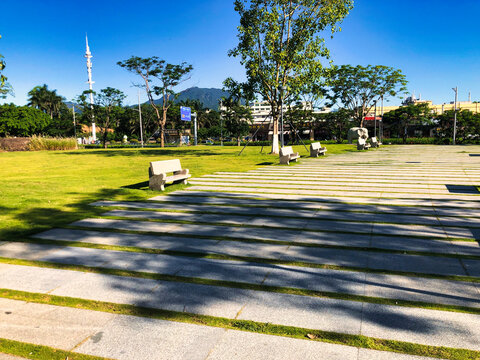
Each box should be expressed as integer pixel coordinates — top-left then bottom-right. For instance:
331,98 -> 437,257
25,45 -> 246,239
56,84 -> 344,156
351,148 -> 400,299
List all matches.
380,95 -> 384,142
452,87 -> 458,145
373,100 -> 377,138
72,105 -> 76,139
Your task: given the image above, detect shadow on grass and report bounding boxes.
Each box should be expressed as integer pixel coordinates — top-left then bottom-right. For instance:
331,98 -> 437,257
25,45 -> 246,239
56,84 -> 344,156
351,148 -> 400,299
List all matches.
63,149 -> 226,157
122,181 -> 150,190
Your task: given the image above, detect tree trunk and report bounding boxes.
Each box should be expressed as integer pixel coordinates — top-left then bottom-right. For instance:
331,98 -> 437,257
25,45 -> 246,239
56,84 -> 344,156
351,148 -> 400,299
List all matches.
237,137 -> 240,146
271,118 -> 279,154
161,108 -> 167,148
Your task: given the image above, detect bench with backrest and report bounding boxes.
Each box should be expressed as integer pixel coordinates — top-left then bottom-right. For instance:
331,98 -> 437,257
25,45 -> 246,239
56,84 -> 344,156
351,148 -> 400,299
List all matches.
279,146 -> 300,165
357,138 -> 371,151
371,137 -> 381,148
149,159 -> 191,191
310,142 -> 327,157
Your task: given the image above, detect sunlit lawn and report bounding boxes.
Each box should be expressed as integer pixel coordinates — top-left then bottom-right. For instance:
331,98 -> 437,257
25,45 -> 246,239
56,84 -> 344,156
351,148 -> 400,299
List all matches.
0,144 -> 355,241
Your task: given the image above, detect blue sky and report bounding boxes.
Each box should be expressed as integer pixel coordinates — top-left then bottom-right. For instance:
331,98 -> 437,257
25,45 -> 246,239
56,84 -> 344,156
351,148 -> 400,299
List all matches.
1,0 -> 479,106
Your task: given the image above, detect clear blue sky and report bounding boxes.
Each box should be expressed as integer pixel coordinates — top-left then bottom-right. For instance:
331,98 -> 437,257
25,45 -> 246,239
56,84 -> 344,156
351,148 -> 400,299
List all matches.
1,0 -> 479,107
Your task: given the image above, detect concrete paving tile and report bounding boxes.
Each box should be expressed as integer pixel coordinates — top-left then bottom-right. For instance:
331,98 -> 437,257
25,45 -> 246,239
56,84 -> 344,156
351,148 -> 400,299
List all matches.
176,259 -> 273,284
364,273 -> 480,308
366,252 -> 467,277
295,231 -> 372,247
34,228 -> 223,252
238,293 -> 363,334
0,298 -> 115,351
369,236 -> 455,254
445,227 -> 480,240
0,264 -> 84,293
357,349 -> 441,359
0,242 -> 65,260
37,246 -> 123,268
282,247 -> 369,268
361,303 -> 480,350
462,259 -> 480,277
206,330 -> 359,360
103,209 -> 200,221
76,315 -> 224,360
72,218 -> 180,233
305,219 -> 373,233
263,265 -> 366,295
371,223 -> 448,238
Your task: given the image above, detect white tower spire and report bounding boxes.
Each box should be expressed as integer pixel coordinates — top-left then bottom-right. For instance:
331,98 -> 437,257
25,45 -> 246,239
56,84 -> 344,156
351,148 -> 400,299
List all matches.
85,34 -> 96,142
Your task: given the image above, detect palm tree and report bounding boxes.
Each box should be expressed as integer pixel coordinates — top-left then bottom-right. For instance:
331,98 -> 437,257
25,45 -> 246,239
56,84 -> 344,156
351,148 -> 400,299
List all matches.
27,84 -> 65,119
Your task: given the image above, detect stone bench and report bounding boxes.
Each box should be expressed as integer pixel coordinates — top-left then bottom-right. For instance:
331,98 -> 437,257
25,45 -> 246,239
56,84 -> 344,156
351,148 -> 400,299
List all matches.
279,146 -> 300,165
357,138 -> 371,151
149,159 -> 191,191
371,137 -> 381,148
310,142 -> 327,157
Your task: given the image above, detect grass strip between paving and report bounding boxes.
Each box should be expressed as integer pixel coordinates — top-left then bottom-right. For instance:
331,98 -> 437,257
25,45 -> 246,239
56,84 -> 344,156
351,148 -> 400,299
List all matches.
168,192 -> 480,210
106,199 -> 480,219
0,289 -> 479,360
97,204 -> 480,230
1,256 -> 480,315
19,235 -> 480,282
0,338 -> 111,360
98,215 -> 480,243
29,228 -> 480,261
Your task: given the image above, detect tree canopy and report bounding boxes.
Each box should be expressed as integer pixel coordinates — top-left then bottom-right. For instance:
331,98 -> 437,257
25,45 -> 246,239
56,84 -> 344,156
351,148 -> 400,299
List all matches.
382,102 -> 432,143
117,56 -> 192,147
0,104 -> 51,136
229,0 -> 353,153
0,35 -> 13,99
325,64 -> 408,127
27,84 -> 66,119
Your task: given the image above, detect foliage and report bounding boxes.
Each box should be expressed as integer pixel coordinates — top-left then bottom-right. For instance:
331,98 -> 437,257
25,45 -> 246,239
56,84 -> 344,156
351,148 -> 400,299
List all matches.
221,78 -> 254,145
0,34 -> 13,99
27,84 -> 66,119
95,87 -> 126,148
435,109 -> 480,144
321,108 -> 354,143
117,56 -> 193,147
325,65 -> 408,127
382,103 -> 433,143
0,103 -> 51,136
29,135 -> 77,151
229,0 -> 353,153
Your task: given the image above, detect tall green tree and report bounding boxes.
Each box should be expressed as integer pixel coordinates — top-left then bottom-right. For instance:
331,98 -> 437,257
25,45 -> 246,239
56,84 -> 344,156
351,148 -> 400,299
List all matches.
323,108 -> 353,143
382,103 -> 433,143
117,56 -> 192,147
96,87 -> 126,148
27,84 -> 65,119
229,0 -> 353,154
325,65 -> 408,128
0,35 -> 13,99
436,109 -> 480,144
0,104 -> 51,136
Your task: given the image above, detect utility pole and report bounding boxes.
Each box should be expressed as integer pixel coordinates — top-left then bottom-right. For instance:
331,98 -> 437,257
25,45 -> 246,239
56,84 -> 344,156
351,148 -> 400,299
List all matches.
138,90 -> 144,148
452,87 -> 458,145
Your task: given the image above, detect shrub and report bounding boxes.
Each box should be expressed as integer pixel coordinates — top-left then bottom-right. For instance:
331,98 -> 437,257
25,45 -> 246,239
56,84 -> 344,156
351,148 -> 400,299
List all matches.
29,136 -> 77,151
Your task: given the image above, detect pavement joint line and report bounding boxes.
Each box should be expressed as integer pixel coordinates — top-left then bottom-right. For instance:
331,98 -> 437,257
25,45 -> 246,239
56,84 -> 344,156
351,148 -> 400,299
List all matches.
177,189 -> 480,205
188,182 -> 480,197
116,199 -> 480,219
3,241 -> 480,290
93,203 -> 480,226
165,192 -> 480,210
97,215 -> 480,243
0,288 -> 479,360
37,229 -> 480,260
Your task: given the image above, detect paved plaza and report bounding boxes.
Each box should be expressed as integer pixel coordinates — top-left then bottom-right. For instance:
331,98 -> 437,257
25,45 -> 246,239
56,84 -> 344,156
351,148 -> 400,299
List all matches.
1,145 -> 480,359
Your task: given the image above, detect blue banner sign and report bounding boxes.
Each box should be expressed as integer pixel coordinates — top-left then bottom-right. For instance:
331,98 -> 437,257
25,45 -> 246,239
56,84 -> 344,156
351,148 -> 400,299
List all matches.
180,106 -> 191,121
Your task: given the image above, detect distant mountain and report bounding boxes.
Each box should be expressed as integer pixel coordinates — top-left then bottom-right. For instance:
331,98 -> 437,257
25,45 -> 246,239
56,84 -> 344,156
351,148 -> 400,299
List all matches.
152,87 -> 229,110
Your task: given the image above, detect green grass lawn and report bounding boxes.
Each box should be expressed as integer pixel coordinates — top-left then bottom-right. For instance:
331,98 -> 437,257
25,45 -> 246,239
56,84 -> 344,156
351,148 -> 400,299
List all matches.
0,144 -> 354,241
